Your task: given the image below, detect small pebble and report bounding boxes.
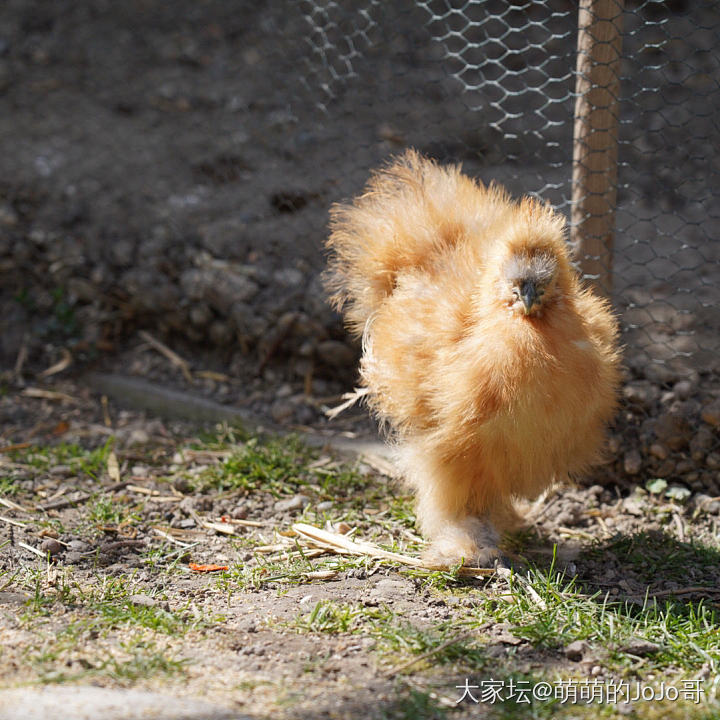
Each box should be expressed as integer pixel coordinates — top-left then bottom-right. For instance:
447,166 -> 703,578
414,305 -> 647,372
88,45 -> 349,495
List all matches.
173,477 -> 193,493
706,452 -> 720,470
619,639 -> 660,656
40,538 -> 63,556
127,593 -> 157,609
654,412 -> 692,451
67,539 -> 90,552
701,399 -> 720,427
623,450 -> 642,475
274,494 -> 310,512
231,505 -> 248,520
564,640 -> 589,661
649,443 -> 668,460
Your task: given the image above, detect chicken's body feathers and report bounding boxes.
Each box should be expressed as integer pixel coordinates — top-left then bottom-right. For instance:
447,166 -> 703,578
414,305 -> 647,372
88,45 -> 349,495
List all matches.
326,151 -> 621,567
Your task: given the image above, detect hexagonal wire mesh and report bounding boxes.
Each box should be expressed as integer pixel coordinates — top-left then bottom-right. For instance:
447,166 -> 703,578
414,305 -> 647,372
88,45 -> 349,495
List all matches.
295,0 -> 719,380
289,0 -> 719,489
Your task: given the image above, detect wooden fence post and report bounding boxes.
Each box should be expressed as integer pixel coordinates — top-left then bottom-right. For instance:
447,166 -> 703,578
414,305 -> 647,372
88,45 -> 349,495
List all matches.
571,0 -> 625,296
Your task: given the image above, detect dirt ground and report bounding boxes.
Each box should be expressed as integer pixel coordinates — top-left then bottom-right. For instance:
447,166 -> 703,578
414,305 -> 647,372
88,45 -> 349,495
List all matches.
0,1 -> 719,717
1,374 -> 720,719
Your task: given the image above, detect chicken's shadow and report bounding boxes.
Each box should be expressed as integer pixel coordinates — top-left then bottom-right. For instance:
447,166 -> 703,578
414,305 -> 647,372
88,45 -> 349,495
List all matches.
517,527 -> 720,608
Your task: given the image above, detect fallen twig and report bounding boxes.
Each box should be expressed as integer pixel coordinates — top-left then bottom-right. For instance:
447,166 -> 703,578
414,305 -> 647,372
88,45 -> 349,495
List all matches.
107,451 -> 121,483
292,522 -> 494,577
672,512 -> 686,542
125,484 -> 179,502
0,442 -> 32,454
0,515 -> 26,528
22,387 -> 78,403
0,497 -> 33,513
13,334 -> 28,379
36,493 -> 91,512
557,526 -> 596,540
194,370 -> 234,383
152,527 -> 196,548
38,348 -> 72,378
304,569 -> 338,580
96,539 -> 145,554
18,541 -> 45,558
183,448 -> 234,462
139,330 -> 193,383
101,394 -> 112,427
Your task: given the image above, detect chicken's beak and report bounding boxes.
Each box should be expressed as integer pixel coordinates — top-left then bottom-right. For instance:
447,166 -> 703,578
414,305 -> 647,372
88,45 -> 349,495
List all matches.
519,281 -> 539,315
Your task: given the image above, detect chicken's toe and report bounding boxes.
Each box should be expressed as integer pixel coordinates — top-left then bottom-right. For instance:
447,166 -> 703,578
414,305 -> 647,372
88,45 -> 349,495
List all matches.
421,516 -> 502,569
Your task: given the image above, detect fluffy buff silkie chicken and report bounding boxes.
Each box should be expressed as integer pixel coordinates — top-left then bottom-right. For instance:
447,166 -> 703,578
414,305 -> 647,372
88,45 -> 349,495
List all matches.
325,150 -> 622,568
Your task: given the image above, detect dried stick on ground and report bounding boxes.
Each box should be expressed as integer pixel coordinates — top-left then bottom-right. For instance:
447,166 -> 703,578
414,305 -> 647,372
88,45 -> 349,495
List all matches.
292,523 -> 494,577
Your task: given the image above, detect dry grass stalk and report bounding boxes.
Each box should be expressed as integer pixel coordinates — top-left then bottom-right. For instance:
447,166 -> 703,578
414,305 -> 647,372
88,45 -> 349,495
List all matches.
324,387 -> 370,420
0,497 -> 32,513
17,541 -> 45,558
139,330 -> 193,383
22,387 -> 77,403
38,348 -> 72,378
107,451 -> 121,483
0,515 -> 26,528
292,523 -> 494,577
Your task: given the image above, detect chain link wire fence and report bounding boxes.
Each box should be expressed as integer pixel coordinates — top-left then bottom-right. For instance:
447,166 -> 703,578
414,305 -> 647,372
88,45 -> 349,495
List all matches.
0,1 -> 717,491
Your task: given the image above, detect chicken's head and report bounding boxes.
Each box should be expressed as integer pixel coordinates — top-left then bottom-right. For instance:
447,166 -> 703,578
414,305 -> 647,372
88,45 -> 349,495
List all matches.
502,250 -> 559,316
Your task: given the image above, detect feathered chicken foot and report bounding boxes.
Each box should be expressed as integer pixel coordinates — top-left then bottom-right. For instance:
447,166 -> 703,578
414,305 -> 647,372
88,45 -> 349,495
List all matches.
421,515 -> 506,569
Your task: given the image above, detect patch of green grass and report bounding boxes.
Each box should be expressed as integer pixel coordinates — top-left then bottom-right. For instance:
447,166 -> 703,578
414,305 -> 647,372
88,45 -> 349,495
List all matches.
141,542 -> 194,572
219,550 -> 377,593
399,566 -> 466,592
312,463 -> 380,503
84,495 -> 141,534
183,429 -> 385,507
188,436 -> 315,495
293,599 -> 392,634
466,561 -> 720,675
0,475 -> 18,495
19,570 -> 202,636
282,551 -> 719,711
30,628 -> 187,685
104,638 -> 188,683
87,496 -> 127,526
287,599 -> 487,670
13,438 -> 114,479
379,686 -> 448,720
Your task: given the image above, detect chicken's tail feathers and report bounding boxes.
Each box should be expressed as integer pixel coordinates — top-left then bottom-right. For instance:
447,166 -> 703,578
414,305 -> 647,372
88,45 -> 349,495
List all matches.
325,148 -> 475,334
